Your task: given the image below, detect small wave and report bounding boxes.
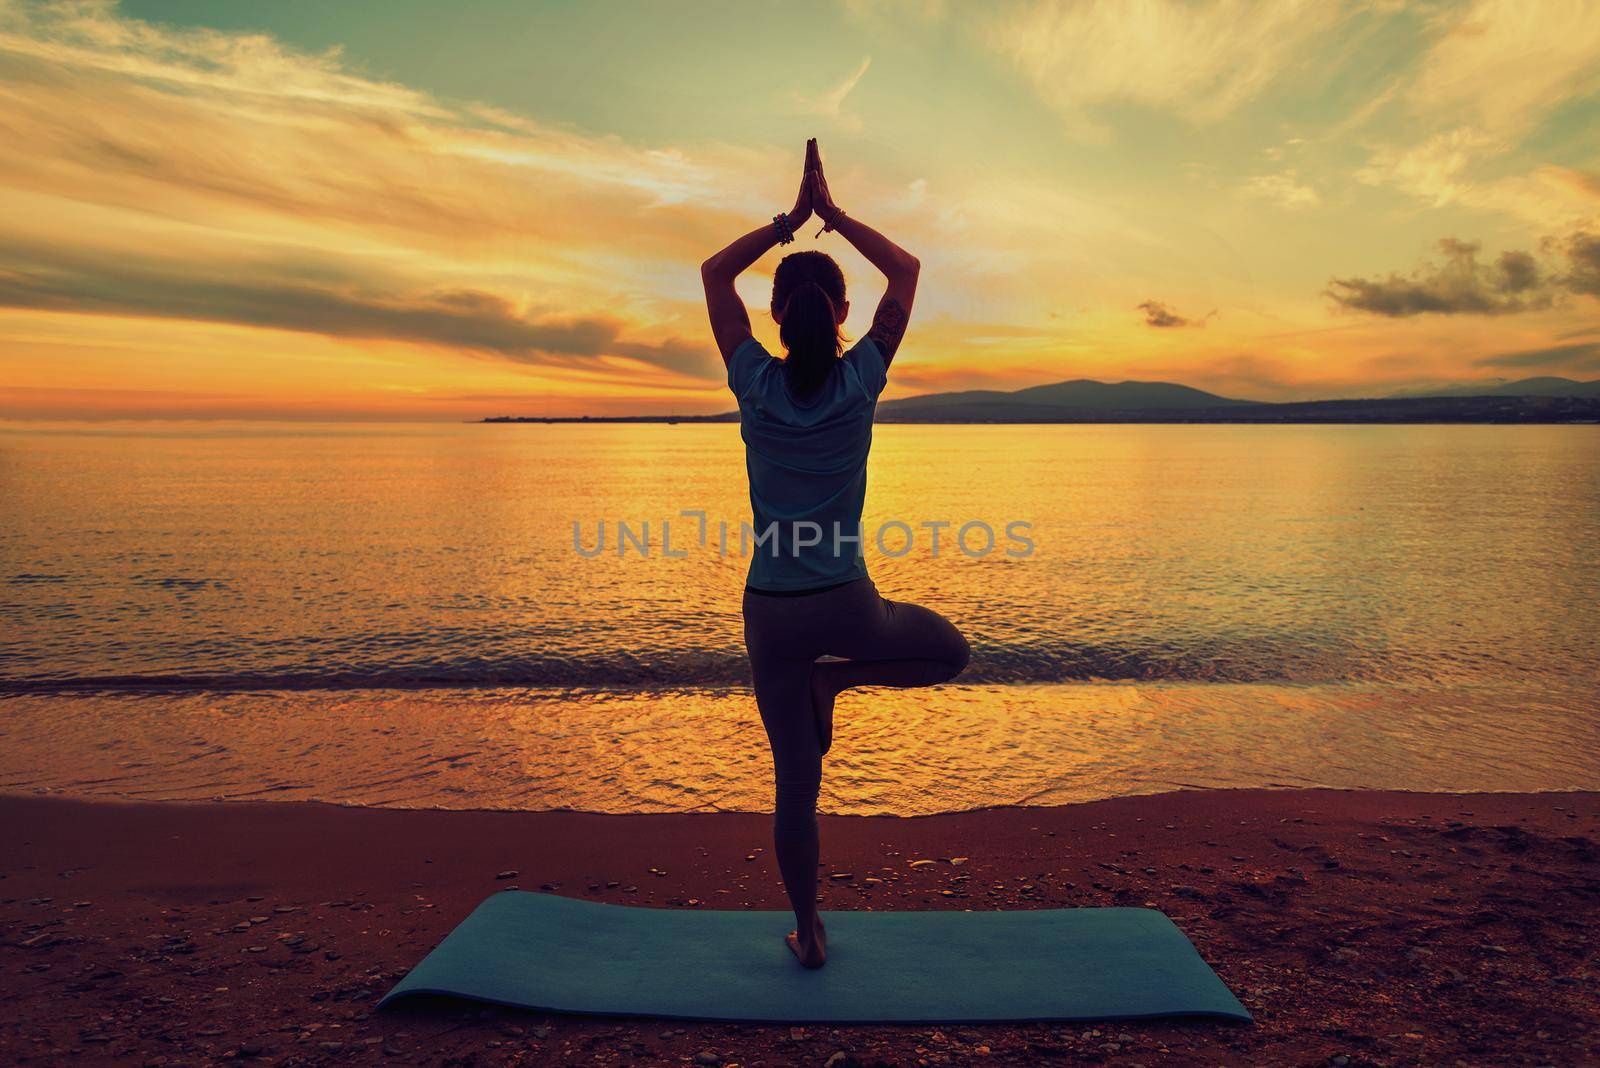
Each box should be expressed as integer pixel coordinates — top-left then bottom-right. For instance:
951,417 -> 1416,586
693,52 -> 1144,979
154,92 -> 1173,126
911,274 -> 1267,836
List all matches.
129,574 -> 230,591
0,639 -> 1366,694
7,573 -> 69,585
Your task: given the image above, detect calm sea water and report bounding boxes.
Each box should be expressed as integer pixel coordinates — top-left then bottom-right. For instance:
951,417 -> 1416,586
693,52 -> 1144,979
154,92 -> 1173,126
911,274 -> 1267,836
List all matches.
1,421 -> 1596,813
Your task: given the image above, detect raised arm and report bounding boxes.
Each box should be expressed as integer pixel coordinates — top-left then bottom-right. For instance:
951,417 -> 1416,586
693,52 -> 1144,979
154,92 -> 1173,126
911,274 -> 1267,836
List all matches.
808,162 -> 919,369
700,144 -> 815,364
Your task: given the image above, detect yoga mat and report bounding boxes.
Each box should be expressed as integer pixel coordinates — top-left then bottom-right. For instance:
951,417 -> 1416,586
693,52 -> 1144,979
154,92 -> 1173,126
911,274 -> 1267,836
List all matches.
380,892 -> 1250,1023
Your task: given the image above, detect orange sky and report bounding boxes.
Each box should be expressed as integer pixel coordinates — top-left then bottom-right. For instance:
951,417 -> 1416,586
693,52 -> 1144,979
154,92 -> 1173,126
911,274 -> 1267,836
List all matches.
1,0 -> 1598,420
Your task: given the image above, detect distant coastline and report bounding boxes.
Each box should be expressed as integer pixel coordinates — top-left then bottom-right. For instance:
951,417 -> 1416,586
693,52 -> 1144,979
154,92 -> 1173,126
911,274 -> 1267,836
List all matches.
484,374 -> 1600,424
484,388 -> 1600,425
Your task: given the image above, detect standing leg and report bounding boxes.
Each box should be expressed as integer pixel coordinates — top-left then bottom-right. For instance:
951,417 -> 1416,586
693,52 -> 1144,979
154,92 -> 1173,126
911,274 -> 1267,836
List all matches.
743,598 -> 829,967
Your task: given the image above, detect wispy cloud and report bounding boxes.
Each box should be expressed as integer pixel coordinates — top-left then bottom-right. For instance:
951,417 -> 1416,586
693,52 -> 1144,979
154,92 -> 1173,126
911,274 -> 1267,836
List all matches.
986,0 -> 1345,137
1353,2 -> 1600,228
1241,171 -> 1321,210
1471,340 -> 1600,372
1356,128 -> 1491,209
1407,0 -> 1600,140
0,0 -> 795,389
791,55 -> 871,132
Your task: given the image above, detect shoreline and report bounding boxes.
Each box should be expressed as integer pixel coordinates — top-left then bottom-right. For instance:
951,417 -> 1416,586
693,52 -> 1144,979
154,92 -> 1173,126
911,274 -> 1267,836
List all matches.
6,781 -> 1600,820
3,788 -> 1596,1065
8,682 -> 1596,817
478,416 -> 1600,425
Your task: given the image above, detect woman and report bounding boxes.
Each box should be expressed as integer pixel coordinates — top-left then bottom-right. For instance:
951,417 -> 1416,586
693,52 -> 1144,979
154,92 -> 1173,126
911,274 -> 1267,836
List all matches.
700,139 -> 970,968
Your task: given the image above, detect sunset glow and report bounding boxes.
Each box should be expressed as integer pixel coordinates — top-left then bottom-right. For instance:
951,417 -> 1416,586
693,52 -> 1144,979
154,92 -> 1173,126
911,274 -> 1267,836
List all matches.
2,0 -> 1598,419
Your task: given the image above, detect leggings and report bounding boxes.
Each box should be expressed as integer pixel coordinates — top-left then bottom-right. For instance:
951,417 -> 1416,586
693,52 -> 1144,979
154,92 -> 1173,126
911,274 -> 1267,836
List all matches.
741,577 -> 970,842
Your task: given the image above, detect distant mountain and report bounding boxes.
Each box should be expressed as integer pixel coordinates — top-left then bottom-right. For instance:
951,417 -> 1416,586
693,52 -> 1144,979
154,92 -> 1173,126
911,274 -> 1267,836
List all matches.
1386,376 -> 1600,400
878,378 -> 1257,419
481,376 -> 1600,425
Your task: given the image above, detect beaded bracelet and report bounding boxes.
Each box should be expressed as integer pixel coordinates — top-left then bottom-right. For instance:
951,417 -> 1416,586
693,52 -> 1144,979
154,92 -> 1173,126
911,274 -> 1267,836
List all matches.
772,213 -> 794,246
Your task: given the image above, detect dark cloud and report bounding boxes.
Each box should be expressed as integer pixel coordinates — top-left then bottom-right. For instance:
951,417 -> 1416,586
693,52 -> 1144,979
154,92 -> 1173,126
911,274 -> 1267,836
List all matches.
1496,249 -> 1542,293
1472,341 -> 1600,372
1564,231 -> 1600,298
1138,300 -> 1211,328
1327,233 -> 1600,317
0,240 -> 718,379
1326,238 -> 1555,317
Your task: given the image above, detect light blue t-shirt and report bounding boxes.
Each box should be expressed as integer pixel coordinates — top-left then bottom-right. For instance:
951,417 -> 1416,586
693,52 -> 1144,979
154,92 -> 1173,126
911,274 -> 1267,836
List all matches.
728,335 -> 888,592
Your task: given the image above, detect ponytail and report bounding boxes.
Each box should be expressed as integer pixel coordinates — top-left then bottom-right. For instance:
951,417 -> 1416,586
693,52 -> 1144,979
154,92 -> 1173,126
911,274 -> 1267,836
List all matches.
779,280 -> 842,396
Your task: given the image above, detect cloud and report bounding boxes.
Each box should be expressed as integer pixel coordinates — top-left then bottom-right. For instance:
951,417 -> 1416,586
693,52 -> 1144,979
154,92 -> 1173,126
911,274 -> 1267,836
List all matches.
0,0 -> 448,119
1407,0 -> 1600,140
1356,127 -> 1491,209
791,55 -> 871,132
1354,0 -> 1600,228
1357,136 -> 1600,231
0,239 -> 717,377
1564,231 -> 1600,297
1138,300 -> 1212,329
0,25 -> 741,252
0,0 -> 822,390
1328,233 -> 1600,317
986,0 -> 1344,137
1241,171 -> 1321,210
1326,238 -> 1557,317
1471,341 -> 1600,372
1548,167 -> 1600,204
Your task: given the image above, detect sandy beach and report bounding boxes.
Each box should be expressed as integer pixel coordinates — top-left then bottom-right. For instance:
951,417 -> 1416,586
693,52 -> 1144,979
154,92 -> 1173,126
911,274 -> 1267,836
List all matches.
2,788 -> 1596,1066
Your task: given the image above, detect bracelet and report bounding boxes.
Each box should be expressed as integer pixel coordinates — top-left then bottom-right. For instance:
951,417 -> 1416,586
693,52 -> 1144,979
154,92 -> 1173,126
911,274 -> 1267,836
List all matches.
815,209 -> 846,238
772,213 -> 794,246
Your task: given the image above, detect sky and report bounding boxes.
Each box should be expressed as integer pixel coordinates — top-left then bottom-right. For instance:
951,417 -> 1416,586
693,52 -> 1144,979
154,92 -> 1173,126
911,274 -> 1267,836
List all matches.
1,0 -> 1598,420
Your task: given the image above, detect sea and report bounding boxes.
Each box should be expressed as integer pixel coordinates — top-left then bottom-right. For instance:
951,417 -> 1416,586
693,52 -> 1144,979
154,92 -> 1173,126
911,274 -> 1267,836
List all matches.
2,421 -> 1596,814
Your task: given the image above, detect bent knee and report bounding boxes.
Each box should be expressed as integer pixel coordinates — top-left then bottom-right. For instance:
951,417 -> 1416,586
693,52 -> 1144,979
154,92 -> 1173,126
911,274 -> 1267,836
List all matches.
939,627 -> 971,681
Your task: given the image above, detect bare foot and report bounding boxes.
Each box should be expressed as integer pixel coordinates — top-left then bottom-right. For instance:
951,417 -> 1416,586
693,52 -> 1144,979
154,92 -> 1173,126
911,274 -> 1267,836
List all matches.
785,914 -> 828,969
809,669 -> 836,757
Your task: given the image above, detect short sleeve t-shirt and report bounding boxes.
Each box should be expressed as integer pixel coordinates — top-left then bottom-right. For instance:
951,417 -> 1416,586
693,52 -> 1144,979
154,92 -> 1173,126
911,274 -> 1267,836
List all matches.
727,335 -> 887,592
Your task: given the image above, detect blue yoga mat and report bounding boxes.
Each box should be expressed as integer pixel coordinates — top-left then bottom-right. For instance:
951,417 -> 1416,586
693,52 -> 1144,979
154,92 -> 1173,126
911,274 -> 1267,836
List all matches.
380,892 -> 1249,1023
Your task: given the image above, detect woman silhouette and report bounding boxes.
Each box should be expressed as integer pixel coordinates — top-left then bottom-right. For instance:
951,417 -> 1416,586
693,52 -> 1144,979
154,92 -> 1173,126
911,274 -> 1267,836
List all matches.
700,139 -> 970,968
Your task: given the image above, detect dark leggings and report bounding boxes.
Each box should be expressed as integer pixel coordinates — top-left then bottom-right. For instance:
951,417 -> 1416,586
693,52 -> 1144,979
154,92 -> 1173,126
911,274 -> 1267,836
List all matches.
741,577 -> 970,840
